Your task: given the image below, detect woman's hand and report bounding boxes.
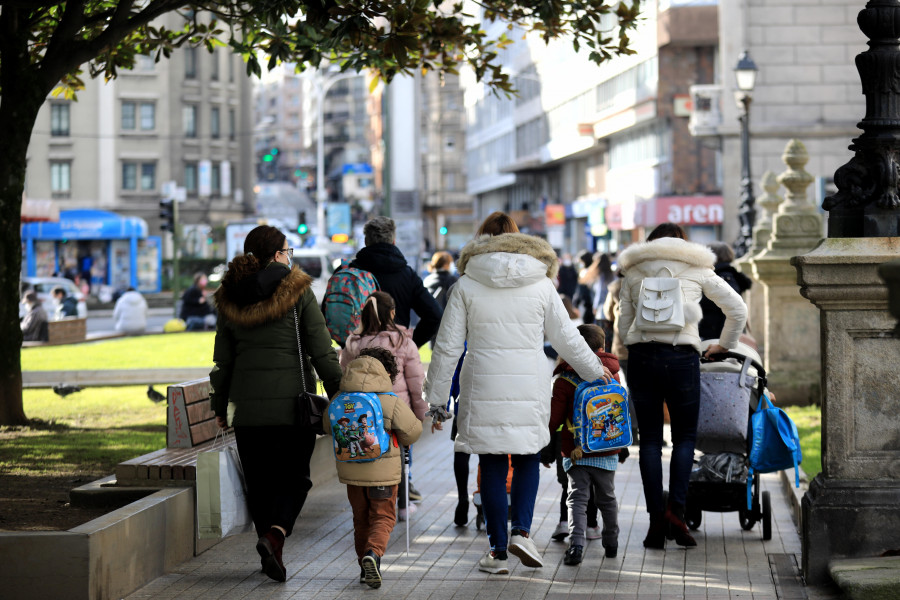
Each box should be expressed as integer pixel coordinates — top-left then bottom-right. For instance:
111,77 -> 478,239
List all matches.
601,365 -> 613,382
703,344 -> 728,360
215,416 -> 227,429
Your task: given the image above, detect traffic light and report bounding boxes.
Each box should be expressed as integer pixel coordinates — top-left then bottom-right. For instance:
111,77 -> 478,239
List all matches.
439,226 -> 449,235
159,199 -> 174,232
297,211 -> 308,235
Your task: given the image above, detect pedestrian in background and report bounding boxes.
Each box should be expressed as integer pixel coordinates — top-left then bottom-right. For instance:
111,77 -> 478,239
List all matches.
617,222 -> 746,550
113,287 -> 148,335
20,290 -> 49,342
52,287 -> 78,319
349,216 -> 443,348
572,250 -> 596,324
698,241 -> 753,341
424,211 -> 612,574
335,348 -> 422,589
181,272 -> 216,331
210,225 -> 342,583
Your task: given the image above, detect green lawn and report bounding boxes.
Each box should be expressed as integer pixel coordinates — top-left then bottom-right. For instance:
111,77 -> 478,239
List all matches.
783,404 -> 822,480
21,332 -> 216,371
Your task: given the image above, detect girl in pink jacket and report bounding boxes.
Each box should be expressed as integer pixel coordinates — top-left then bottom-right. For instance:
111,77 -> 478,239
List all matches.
340,291 -> 427,519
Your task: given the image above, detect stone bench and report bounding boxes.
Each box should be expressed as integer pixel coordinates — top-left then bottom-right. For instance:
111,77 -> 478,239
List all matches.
115,377 -> 232,487
21,316 -> 88,347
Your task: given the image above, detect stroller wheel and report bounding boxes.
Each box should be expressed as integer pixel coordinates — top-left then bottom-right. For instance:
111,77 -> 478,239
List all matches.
685,505 -> 702,530
761,491 -> 772,541
739,507 -> 756,531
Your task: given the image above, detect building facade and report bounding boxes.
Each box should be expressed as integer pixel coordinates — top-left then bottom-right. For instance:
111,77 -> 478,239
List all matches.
24,11 -> 255,283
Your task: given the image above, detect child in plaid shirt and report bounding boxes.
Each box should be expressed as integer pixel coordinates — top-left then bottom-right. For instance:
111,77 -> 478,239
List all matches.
547,324 -> 624,565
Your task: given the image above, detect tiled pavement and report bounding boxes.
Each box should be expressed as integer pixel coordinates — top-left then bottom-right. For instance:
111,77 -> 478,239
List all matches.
126,428 -> 843,599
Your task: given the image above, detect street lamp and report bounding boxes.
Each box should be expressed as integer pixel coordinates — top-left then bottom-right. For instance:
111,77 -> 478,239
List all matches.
733,50 -> 758,258
314,68 -> 361,246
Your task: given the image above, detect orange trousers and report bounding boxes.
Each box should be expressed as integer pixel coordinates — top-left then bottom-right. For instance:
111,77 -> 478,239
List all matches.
346,484 -> 399,560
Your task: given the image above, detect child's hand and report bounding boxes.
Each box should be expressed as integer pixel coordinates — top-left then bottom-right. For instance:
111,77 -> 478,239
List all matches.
431,421 -> 444,433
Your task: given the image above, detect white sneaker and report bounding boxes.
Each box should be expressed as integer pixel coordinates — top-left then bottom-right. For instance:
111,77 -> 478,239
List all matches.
586,526 -> 602,540
509,533 -> 544,568
478,552 -> 509,574
552,521 -> 570,541
398,503 -> 417,521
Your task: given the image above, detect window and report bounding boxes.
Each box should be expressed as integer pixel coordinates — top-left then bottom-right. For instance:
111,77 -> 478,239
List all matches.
134,54 -> 155,72
228,108 -> 235,140
210,107 -> 220,139
122,101 -> 155,131
50,162 -> 71,194
140,163 -> 156,191
210,49 -> 219,81
140,103 -> 155,130
228,53 -> 234,82
183,105 -> 197,138
122,102 -> 136,130
184,47 -> 197,79
184,162 -> 198,194
51,104 -> 70,136
122,162 -> 156,191
211,163 -> 221,195
122,163 -> 137,190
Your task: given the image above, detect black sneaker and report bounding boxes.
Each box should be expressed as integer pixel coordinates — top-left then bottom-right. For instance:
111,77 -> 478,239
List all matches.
604,545 -> 618,558
362,550 -> 382,589
564,545 -> 584,566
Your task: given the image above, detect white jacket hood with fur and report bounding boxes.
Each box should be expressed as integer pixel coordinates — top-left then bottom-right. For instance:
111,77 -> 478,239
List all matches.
616,237 -> 747,351
423,233 -> 607,455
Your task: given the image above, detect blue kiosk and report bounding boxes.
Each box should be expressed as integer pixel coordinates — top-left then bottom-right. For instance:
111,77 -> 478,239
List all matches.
21,209 -> 162,293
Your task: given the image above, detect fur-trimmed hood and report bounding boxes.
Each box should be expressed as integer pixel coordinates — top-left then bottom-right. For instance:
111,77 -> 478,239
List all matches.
214,265 -> 312,328
618,237 -> 715,272
457,233 -> 559,288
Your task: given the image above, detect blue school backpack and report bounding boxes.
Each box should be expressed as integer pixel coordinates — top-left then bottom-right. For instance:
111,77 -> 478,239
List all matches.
560,373 -> 632,456
746,392 -> 802,508
328,391 -> 395,463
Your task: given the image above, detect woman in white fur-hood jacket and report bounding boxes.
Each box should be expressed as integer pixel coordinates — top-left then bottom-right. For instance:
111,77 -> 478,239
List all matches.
424,212 -> 611,574
616,223 -> 747,552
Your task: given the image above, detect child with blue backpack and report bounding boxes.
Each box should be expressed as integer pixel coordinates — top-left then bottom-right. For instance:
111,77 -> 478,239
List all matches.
548,324 -> 624,565
340,291 -> 427,519
334,347 -> 422,589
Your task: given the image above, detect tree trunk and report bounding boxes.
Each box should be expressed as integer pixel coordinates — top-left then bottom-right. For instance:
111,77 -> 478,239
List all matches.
0,25 -> 53,425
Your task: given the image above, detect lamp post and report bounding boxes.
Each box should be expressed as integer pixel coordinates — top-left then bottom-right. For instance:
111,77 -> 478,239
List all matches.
733,50 -> 758,258
314,69 -> 361,246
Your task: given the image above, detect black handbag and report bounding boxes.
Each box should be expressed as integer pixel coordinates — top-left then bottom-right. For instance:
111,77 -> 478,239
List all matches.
293,307 -> 330,435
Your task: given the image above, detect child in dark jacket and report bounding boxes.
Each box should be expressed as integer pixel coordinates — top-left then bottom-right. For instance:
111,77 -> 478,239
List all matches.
548,324 -> 623,565
335,347 -> 422,589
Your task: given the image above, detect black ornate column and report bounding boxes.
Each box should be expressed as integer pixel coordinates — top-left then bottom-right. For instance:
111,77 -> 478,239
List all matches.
824,0 -> 900,237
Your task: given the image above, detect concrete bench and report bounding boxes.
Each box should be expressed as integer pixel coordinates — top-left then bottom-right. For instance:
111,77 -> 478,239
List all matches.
115,377 -> 232,487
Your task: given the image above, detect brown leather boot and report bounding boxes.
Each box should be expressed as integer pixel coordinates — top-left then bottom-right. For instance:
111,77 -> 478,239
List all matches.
665,503 -> 697,547
256,528 -> 287,581
643,511 -> 667,549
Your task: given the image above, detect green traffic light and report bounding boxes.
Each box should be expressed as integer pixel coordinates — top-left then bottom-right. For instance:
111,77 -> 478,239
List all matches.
440,226 -> 448,235
262,155 -> 274,162
270,148 -> 279,155
297,224 -> 308,235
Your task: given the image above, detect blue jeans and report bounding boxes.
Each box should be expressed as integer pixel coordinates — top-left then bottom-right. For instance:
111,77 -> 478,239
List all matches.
479,453 -> 540,552
628,343 -> 700,514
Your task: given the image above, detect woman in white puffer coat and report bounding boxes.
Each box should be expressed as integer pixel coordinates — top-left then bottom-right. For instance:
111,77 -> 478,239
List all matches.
424,212 -> 612,575
617,222 -> 747,551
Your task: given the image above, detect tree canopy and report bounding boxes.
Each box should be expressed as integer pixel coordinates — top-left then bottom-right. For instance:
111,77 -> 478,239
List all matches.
0,0 -> 639,425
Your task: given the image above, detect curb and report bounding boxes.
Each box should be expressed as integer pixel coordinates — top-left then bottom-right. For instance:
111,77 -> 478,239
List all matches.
779,466 -> 808,530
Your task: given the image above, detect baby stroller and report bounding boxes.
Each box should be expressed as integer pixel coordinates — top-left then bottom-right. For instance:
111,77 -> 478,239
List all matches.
684,340 -> 773,541
472,456 -> 514,530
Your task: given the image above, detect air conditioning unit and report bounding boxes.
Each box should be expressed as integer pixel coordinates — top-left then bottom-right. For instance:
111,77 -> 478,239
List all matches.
688,84 -> 722,137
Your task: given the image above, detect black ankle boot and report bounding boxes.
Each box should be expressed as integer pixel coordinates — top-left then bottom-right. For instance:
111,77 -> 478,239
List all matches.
454,500 -> 468,526
643,511 -> 666,549
665,503 -> 697,547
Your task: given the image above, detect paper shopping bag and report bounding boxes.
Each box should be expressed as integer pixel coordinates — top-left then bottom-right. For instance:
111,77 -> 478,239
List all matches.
196,438 -> 253,539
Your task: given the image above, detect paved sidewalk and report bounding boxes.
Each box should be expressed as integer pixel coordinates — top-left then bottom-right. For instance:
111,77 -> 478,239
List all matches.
126,428 -> 842,599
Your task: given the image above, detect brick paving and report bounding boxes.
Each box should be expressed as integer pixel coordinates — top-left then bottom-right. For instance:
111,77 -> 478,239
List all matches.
126,428 -> 843,599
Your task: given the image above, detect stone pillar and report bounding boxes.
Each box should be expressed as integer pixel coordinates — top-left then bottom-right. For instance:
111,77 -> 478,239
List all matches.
793,238 -> 900,584
736,171 -> 782,349
749,140 -> 823,405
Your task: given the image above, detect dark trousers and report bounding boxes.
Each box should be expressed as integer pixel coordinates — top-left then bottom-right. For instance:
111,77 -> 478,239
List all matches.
628,343 -> 700,514
234,425 -> 317,538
